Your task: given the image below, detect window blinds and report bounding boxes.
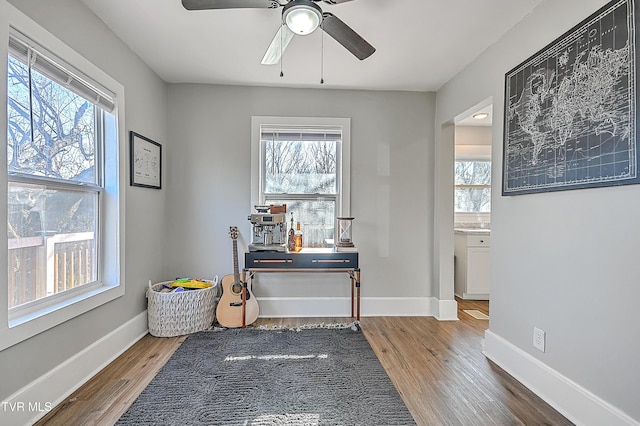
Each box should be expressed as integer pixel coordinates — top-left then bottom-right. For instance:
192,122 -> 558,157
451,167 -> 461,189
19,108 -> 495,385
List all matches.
8,28 -> 116,113
261,126 -> 342,142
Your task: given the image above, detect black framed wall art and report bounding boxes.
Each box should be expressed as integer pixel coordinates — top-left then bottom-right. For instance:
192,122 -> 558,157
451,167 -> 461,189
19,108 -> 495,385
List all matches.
130,131 -> 162,189
503,0 -> 639,195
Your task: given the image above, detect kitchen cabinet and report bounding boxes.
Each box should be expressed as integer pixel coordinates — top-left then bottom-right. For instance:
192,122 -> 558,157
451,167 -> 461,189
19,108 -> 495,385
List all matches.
454,231 -> 490,300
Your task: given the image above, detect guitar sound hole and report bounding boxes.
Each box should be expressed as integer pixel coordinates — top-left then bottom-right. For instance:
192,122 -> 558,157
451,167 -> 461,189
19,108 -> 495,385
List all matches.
231,283 -> 243,295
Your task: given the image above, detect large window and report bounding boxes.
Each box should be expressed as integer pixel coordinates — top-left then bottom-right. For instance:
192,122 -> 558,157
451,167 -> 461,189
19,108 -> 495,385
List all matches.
3,22 -> 123,345
252,117 -> 350,248
454,160 -> 491,212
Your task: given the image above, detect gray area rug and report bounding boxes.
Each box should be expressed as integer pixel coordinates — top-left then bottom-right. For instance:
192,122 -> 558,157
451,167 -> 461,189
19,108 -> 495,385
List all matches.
117,323 -> 416,425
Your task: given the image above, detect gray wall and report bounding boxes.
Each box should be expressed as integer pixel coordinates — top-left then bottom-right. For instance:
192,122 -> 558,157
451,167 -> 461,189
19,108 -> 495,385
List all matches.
165,84 -> 436,302
0,0 -> 168,399
437,0 -> 640,420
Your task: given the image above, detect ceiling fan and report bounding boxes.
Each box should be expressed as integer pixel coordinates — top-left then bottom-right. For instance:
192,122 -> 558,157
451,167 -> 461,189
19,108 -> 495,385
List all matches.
181,0 -> 376,65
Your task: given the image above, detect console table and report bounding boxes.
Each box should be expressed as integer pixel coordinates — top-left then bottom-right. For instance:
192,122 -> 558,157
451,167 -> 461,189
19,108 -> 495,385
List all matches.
244,248 -> 361,320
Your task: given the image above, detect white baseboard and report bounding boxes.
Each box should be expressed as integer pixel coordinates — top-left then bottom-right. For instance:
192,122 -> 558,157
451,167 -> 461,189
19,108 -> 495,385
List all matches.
454,291 -> 489,301
484,330 -> 639,426
256,296 -> 435,317
432,298 -> 459,321
462,293 -> 489,300
1,311 -> 148,426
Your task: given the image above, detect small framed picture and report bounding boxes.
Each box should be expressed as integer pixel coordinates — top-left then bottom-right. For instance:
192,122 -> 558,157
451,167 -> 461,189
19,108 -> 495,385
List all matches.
130,131 -> 161,189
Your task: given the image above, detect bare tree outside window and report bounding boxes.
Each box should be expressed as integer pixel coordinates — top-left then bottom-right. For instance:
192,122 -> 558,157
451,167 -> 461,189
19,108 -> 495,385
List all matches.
8,57 -> 96,182
7,52 -> 101,308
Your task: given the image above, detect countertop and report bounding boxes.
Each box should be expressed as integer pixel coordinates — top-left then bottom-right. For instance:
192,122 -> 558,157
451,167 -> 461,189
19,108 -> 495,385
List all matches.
454,228 -> 491,235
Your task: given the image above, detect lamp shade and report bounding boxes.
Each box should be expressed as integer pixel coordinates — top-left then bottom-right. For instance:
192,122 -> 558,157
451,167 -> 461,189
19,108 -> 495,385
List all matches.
283,0 -> 322,35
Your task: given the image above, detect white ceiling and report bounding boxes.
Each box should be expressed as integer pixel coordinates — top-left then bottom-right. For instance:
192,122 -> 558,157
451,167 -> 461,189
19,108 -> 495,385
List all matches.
81,0 -> 542,92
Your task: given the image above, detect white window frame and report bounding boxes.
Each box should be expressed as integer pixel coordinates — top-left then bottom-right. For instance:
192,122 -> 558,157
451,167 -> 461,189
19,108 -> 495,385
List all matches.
1,5 -> 125,351
251,116 -> 351,238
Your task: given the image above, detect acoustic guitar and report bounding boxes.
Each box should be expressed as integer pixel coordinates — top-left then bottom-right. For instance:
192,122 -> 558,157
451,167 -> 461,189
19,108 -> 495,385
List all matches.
216,226 -> 259,328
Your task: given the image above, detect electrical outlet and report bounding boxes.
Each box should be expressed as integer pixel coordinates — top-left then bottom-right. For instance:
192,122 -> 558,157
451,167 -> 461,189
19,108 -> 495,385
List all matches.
533,327 -> 546,352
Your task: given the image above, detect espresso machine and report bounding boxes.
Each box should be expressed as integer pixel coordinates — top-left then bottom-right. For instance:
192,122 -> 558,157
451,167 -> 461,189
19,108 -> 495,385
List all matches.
248,206 -> 287,252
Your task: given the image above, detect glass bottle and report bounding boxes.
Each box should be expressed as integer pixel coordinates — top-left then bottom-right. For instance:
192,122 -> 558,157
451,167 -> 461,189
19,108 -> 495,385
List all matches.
294,221 -> 303,252
288,213 -> 296,252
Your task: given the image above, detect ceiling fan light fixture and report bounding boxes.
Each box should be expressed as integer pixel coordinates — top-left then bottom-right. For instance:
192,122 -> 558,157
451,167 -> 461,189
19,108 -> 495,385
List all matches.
283,0 -> 323,35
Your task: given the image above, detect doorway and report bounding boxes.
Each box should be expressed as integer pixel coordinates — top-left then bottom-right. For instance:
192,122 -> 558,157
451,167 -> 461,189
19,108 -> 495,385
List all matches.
454,105 -> 492,230
453,103 -> 493,301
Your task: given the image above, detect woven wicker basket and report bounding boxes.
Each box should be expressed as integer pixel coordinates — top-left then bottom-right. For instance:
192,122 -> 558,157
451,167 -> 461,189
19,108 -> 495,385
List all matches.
147,277 -> 219,337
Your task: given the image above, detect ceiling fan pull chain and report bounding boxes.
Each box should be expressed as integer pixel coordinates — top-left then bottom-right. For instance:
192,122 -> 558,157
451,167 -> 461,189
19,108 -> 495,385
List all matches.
280,22 -> 285,78
320,20 -> 325,84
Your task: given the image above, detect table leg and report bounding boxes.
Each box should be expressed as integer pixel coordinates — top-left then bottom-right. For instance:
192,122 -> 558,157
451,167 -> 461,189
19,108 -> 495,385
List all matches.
356,269 -> 361,320
351,272 -> 355,318
241,269 -> 247,328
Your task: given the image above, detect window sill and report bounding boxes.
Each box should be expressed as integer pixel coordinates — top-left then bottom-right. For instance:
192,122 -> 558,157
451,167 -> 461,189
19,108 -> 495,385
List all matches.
2,282 -> 124,351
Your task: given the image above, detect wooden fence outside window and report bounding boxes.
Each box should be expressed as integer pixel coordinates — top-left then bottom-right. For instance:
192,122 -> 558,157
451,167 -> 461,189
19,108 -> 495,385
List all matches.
7,232 -> 95,308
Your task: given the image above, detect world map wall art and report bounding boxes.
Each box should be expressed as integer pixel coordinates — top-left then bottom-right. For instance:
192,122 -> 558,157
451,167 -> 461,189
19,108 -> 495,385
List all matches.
503,0 -> 639,195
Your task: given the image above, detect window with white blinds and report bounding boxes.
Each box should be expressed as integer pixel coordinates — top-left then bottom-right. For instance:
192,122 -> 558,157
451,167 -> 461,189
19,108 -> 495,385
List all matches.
4,20 -> 123,346
252,118 -> 351,248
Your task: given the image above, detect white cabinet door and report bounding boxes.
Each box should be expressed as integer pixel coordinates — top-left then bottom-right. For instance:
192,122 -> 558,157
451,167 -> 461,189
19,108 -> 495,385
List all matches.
466,247 -> 490,295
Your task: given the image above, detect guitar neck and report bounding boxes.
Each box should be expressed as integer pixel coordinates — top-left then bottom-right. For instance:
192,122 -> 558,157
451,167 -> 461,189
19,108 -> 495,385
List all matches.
232,238 -> 240,284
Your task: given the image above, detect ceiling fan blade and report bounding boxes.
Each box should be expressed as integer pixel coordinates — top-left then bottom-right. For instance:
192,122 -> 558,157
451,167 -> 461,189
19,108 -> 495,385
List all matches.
182,0 -> 280,10
321,13 -> 375,60
261,25 -> 295,65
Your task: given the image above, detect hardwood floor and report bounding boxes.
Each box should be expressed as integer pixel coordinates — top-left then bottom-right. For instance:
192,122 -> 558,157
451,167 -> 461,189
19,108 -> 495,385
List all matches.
36,299 -> 572,425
